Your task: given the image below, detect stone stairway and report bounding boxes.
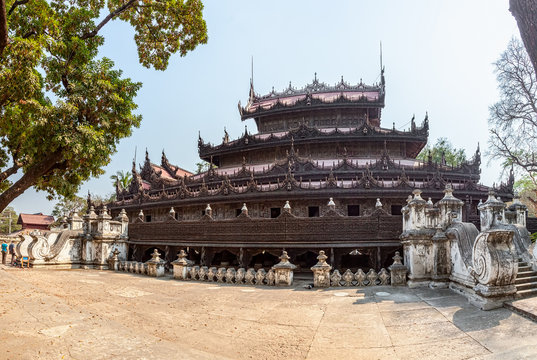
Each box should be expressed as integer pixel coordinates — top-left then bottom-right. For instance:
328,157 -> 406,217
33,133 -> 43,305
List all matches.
515,258 -> 537,298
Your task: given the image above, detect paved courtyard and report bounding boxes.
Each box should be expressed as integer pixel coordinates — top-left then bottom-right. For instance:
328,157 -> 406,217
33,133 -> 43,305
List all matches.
1,266 -> 536,360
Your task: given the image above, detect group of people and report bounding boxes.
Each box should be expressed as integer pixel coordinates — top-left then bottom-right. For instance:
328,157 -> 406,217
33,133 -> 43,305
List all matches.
1,240 -> 16,266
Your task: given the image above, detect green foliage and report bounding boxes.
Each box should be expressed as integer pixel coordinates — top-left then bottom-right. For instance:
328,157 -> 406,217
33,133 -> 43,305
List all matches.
416,137 -> 467,167
514,175 -> 537,216
51,195 -> 87,219
110,170 -> 132,190
530,232 -> 537,244
0,0 -> 207,211
0,206 -> 21,234
195,160 -> 215,174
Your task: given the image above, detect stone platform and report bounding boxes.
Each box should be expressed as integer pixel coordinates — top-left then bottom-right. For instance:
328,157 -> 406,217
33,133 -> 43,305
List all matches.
504,296 -> 537,323
1,266 -> 537,359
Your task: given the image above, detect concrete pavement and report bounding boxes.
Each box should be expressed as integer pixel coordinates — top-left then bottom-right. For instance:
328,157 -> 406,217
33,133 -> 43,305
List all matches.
1,266 -> 536,360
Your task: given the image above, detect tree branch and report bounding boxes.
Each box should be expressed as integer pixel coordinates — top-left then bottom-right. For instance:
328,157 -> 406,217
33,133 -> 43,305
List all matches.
80,0 -> 137,40
8,0 -> 28,16
0,162 -> 21,183
0,150 -> 63,213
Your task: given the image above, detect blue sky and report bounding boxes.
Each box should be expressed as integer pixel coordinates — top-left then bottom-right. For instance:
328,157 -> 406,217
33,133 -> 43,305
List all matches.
11,0 -> 520,215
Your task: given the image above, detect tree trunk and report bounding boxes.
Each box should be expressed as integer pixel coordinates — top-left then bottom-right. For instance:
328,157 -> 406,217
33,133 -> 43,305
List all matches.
0,151 -> 63,213
0,0 -> 8,56
510,0 -> 537,75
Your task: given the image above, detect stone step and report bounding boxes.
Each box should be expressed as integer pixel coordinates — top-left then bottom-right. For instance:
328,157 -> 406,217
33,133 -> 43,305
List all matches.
517,270 -> 537,278
516,282 -> 537,291
518,265 -> 532,272
516,276 -> 537,284
515,288 -> 537,299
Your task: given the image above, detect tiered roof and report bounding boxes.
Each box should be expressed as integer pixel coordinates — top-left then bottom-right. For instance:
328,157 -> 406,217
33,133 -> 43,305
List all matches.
239,73 -> 385,120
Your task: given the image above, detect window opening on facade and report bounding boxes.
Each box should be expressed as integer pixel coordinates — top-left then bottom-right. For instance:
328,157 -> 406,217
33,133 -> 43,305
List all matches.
391,205 -> 403,215
270,207 -> 281,218
347,205 -> 360,216
308,206 -> 320,217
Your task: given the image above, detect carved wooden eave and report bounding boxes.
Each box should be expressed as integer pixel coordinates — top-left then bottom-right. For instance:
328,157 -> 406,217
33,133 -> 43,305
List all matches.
198,122 -> 428,161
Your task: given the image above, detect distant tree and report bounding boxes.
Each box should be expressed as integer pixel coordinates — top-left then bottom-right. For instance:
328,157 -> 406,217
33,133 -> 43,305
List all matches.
488,38 -> 537,190
0,0 -> 208,213
0,206 -> 20,234
51,195 -> 87,219
417,138 -> 467,167
90,193 -> 117,207
509,0 -> 537,74
514,176 -> 537,216
110,170 -> 132,190
196,161 -> 215,174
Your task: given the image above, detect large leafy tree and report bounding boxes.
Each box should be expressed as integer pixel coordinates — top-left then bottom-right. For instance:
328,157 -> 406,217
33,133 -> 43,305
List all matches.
417,137 -> 467,167
0,0 -> 207,212
488,38 -> 537,189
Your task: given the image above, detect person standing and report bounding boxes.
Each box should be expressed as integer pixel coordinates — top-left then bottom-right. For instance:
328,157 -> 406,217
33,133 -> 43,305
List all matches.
8,241 -> 15,266
1,241 -> 7,265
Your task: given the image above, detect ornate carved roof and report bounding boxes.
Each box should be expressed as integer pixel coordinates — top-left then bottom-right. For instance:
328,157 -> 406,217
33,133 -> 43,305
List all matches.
198,121 -> 429,160
112,141 -> 500,208
239,73 -> 385,120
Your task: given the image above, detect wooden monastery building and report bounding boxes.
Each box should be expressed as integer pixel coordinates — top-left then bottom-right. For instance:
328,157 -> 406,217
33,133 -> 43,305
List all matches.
107,69 -> 514,273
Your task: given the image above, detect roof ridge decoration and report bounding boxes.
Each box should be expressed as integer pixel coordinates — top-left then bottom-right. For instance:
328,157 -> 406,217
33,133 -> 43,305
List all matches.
239,73 -> 386,120
255,74 -> 383,100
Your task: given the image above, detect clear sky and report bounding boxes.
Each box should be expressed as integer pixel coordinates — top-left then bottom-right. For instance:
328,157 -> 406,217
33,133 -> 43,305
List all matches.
10,0 -> 520,215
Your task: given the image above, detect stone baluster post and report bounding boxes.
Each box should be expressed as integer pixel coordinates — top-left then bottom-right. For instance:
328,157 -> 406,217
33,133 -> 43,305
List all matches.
272,251 -> 296,286
108,249 -> 120,271
146,249 -> 166,277
388,252 -> 408,286
311,250 -> 332,288
172,250 -> 189,280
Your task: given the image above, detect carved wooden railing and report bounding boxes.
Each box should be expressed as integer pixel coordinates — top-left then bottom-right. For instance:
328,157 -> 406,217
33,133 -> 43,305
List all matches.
127,211 -> 402,248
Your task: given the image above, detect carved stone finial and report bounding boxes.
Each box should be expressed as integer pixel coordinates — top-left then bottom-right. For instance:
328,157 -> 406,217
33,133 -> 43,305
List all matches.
175,250 -> 189,265
138,209 -> 144,218
150,249 -> 161,262
241,203 -> 248,216
328,197 -> 336,209
412,189 -> 423,201
205,204 -> 212,217
392,251 -> 403,265
169,207 -> 175,217
375,198 -> 382,209
283,200 -> 291,212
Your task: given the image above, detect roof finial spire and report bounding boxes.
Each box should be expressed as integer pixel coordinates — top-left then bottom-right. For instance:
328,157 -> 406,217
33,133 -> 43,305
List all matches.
380,41 -> 385,86
249,56 -> 255,101
314,72 -> 317,82
380,41 -> 383,71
